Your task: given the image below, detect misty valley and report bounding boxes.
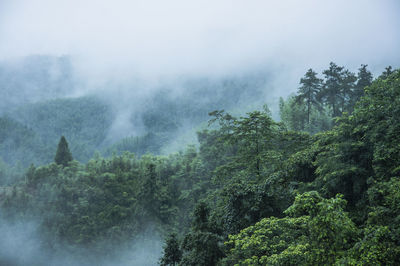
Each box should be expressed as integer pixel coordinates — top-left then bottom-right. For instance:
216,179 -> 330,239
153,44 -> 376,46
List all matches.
0,55 -> 399,265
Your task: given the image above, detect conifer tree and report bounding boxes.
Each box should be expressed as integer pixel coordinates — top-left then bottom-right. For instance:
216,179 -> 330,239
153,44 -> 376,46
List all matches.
54,136 -> 73,167
340,69 -> 357,113
160,233 -> 182,266
379,66 -> 393,80
319,62 -> 345,117
294,69 -> 323,125
351,64 -> 372,109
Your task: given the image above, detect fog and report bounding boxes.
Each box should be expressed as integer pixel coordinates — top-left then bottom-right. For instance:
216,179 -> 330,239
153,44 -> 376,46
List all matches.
0,0 -> 399,88
1,0 -> 398,140
1,0 -> 399,133
0,217 -> 162,266
0,1 -> 399,265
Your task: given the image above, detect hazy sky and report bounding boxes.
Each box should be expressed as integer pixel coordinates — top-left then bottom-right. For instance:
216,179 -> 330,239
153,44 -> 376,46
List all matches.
0,0 -> 399,81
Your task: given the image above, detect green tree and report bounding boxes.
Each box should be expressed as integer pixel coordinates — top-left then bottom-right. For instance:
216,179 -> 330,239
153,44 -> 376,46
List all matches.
379,65 -> 393,79
340,69 -> 357,113
319,62 -> 356,117
319,62 -> 345,117
209,109 -> 274,180
160,233 -> 182,266
180,202 -> 224,266
280,95 -> 332,134
224,192 -> 357,265
353,64 -> 373,105
294,69 -> 323,125
54,136 -> 73,166
354,69 -> 400,179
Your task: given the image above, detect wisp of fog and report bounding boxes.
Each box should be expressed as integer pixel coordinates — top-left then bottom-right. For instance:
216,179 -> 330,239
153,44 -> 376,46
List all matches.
0,0 -> 399,265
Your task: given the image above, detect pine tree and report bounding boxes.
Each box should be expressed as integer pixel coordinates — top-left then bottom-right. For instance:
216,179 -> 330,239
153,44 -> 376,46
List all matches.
319,62 -> 345,117
160,233 -> 182,266
319,62 -> 356,117
351,64 -> 372,109
54,136 -> 73,167
294,69 -> 323,125
379,66 -> 393,80
340,69 -> 357,113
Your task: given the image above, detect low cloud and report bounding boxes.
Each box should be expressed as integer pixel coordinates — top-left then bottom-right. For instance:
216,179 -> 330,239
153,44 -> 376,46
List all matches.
0,0 -> 398,83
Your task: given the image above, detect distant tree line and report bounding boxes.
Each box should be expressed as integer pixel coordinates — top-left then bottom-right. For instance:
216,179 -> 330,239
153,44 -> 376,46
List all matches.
280,63 -> 393,134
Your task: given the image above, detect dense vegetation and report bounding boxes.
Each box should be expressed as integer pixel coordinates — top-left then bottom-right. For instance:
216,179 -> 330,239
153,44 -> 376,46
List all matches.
0,63 -> 399,265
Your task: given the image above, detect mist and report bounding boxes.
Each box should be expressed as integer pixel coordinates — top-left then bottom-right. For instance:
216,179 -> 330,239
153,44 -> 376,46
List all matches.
0,217 -> 162,266
0,1 -> 400,265
1,0 -> 399,85
1,0 -> 399,138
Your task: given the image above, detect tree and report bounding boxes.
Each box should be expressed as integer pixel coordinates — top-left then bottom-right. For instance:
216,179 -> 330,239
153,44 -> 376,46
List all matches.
319,62 -> 344,117
223,192 -> 358,265
353,69 -> 400,180
54,136 -> 73,166
379,66 -> 393,80
138,161 -> 159,222
294,69 -> 323,125
209,110 -> 275,180
354,64 -> 373,100
340,69 -> 357,113
319,62 -> 356,117
180,201 -> 224,266
160,233 -> 182,266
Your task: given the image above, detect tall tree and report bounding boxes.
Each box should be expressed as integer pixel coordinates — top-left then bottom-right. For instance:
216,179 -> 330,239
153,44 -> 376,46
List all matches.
54,136 -> 73,167
294,69 -> 323,125
160,233 -> 182,266
352,64 -> 373,107
340,69 -> 357,113
319,62 -> 345,117
209,110 -> 274,179
379,66 -> 393,80
181,202 -> 224,265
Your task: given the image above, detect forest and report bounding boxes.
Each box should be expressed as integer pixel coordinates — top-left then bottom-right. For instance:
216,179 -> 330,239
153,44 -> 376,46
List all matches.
0,60 -> 399,265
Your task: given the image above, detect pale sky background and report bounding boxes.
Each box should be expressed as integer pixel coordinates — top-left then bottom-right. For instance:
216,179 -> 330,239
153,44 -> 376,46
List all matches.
0,0 -> 399,90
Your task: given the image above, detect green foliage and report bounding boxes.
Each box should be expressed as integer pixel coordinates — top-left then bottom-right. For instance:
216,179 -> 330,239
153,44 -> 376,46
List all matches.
352,64 -> 373,108
378,65 -> 393,80
280,63 -> 374,134
54,136 -> 73,167
319,62 -> 348,117
279,96 -> 332,134
160,233 -> 182,266
180,202 -> 224,266
349,226 -> 400,265
353,70 -> 400,179
209,109 -> 276,180
1,63 -> 399,265
294,68 -> 323,125
224,192 -> 358,265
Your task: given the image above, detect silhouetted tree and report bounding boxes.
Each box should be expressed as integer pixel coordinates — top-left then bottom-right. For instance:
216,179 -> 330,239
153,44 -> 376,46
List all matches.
54,136 -> 73,166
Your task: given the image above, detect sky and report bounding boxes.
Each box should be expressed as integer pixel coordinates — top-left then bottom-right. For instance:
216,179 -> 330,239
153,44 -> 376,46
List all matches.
0,0 -> 399,88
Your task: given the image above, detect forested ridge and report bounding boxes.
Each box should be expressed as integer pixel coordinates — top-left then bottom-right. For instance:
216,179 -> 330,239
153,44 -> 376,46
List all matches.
0,55 -> 271,170
1,64 -> 399,265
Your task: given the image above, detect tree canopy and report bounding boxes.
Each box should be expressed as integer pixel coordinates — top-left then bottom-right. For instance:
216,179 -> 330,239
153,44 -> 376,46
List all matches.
1,64 -> 399,265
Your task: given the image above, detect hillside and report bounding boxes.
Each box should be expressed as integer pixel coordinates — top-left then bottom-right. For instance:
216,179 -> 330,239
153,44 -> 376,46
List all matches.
1,68 -> 399,265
